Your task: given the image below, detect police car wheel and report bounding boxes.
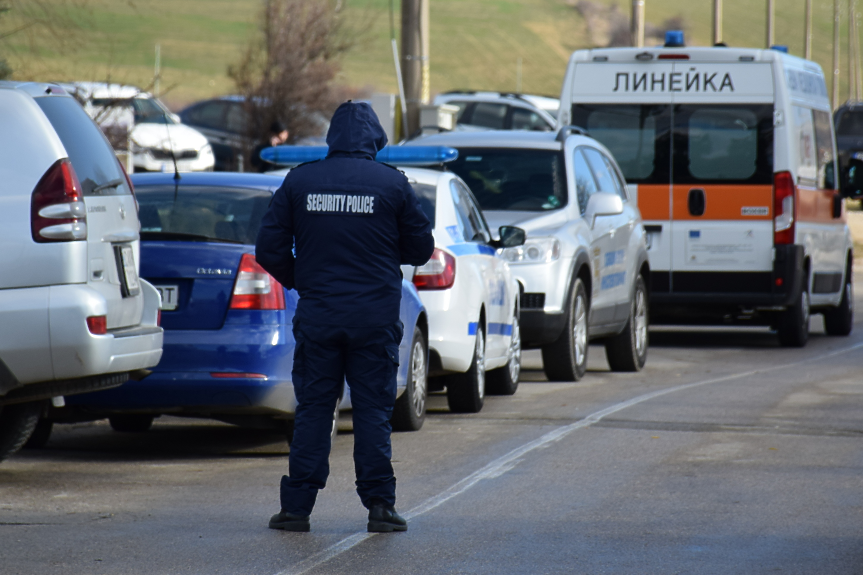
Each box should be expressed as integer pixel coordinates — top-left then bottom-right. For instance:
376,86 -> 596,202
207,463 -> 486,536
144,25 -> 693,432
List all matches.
487,310 -> 521,395
0,401 -> 42,462
777,285 -> 810,347
605,275 -> 649,372
823,267 -> 853,336
109,414 -> 155,433
392,326 -> 428,431
446,323 -> 486,413
542,278 -> 589,382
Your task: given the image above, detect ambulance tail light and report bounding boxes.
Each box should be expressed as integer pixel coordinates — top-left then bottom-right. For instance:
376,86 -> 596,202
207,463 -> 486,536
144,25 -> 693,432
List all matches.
773,171 -> 796,245
413,248 -> 456,290
229,253 -> 285,310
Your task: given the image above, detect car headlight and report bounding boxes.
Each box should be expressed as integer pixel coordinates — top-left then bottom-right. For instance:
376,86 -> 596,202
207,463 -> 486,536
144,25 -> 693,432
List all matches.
502,237 -> 560,264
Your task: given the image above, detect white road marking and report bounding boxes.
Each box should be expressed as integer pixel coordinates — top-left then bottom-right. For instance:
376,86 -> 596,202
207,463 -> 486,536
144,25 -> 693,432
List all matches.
276,340 -> 863,575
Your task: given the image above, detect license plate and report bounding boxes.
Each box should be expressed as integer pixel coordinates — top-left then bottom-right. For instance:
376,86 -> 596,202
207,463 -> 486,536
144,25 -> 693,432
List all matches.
116,245 -> 141,297
155,285 -> 179,311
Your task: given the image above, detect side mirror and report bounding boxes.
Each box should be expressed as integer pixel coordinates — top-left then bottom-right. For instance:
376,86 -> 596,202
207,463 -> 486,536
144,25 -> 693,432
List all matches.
584,192 -> 624,228
491,226 -> 526,249
840,157 -> 863,198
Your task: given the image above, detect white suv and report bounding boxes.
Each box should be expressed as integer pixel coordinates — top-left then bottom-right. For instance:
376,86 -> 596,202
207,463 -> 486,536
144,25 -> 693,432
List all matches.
434,92 -> 557,132
0,82 -> 163,461
410,128 -> 650,381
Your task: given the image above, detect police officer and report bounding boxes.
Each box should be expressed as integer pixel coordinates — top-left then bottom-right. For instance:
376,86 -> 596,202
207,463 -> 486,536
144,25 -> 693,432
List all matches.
255,101 -> 434,533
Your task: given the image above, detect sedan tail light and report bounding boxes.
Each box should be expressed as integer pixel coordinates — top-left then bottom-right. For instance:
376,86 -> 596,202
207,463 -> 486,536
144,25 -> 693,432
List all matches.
31,159 -> 87,243
413,248 -> 456,290
229,253 -> 285,310
773,171 -> 796,245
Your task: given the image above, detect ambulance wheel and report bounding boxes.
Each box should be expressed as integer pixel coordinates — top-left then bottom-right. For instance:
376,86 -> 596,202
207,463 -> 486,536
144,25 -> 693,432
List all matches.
605,275 -> 649,372
447,324 -> 486,413
0,401 -> 42,462
542,278 -> 589,382
824,267 -> 853,336
392,326 -> 427,431
777,286 -> 810,347
23,418 -> 53,449
487,311 -> 521,395
108,415 -> 154,433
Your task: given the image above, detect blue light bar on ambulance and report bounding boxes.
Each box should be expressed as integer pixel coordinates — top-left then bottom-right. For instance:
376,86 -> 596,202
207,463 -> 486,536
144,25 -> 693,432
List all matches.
259,145 -> 458,167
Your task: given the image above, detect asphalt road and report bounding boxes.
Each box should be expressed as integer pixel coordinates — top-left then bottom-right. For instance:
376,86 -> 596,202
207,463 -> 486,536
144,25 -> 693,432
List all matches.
2,272 -> 862,575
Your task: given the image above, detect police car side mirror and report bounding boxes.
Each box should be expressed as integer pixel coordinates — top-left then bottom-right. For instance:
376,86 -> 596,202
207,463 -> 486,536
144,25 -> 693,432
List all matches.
492,226 -> 526,249
840,158 -> 863,199
584,192 -> 624,229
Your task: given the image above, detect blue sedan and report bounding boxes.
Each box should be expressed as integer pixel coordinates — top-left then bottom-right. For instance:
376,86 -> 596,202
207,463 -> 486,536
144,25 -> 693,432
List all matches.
56,172 -> 429,442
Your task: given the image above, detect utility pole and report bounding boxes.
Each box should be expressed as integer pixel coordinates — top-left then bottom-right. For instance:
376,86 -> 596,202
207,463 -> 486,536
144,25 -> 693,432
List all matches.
833,0 -> 841,109
851,0 -> 857,102
631,0 -> 645,48
805,0 -> 813,59
766,0 -> 775,48
401,0 -> 428,136
713,0 -> 723,45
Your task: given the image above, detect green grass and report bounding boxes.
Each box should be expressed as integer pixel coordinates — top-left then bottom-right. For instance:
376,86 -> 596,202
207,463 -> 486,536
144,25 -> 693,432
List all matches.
1,0 -> 860,109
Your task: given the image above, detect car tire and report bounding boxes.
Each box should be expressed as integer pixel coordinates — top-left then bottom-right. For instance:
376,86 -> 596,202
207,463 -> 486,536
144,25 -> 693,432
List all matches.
605,275 -> 649,372
823,267 -> 853,336
777,283 -> 810,347
446,323 -> 486,413
23,418 -> 53,449
487,310 -> 521,395
0,401 -> 42,462
542,278 -> 589,381
392,326 -> 428,431
109,414 -> 155,433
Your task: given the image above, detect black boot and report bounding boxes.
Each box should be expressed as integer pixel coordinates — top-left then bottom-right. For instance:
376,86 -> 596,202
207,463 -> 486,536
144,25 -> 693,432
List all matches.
367,503 -> 407,532
269,510 -> 310,532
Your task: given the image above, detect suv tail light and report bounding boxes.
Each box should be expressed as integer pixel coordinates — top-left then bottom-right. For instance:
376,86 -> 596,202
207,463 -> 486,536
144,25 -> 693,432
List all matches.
413,248 -> 456,290
773,171 -> 796,245
31,159 -> 87,243
229,253 -> 285,310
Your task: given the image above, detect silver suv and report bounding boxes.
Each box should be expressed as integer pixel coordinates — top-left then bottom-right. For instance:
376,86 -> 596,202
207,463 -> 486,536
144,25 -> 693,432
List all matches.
0,82 -> 163,461
410,128 -> 650,381
434,92 -> 557,132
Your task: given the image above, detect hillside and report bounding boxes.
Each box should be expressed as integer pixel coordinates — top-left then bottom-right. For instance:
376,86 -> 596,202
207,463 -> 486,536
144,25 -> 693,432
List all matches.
1,0 -> 858,109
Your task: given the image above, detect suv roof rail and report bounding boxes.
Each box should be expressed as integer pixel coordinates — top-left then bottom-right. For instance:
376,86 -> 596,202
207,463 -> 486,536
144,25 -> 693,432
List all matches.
556,125 -> 589,141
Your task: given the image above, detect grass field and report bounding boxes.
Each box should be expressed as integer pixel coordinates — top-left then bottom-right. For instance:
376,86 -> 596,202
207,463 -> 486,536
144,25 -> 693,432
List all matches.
1,0 -> 860,110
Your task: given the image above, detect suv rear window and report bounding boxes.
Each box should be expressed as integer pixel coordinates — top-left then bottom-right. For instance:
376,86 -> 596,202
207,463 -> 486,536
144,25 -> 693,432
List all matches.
447,148 -> 567,211
136,185 -> 273,245
37,96 -> 131,196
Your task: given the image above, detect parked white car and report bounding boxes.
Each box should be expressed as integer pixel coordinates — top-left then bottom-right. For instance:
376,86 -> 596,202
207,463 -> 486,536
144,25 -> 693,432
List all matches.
62,82 -> 215,173
433,91 -> 557,132
0,81 -> 164,461
400,167 -> 525,413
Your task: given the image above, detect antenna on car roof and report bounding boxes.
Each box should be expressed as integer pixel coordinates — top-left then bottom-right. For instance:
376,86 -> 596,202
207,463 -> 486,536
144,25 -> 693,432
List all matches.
161,108 -> 180,181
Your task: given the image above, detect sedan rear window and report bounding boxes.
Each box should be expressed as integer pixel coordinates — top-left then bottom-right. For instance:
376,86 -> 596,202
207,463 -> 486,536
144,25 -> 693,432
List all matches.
37,96 -> 131,196
136,185 -> 273,244
447,148 -> 567,211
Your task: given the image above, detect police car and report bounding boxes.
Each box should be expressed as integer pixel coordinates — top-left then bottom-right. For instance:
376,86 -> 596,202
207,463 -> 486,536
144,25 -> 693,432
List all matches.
409,129 -> 651,382
558,32 -> 855,346
263,146 -> 526,414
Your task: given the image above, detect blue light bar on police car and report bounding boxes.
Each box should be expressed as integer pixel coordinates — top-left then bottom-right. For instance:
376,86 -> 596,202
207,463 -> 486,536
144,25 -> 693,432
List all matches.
260,145 -> 458,167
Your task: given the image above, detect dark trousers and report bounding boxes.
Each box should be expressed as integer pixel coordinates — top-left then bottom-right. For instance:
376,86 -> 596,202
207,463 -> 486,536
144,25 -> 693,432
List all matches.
280,319 -> 403,516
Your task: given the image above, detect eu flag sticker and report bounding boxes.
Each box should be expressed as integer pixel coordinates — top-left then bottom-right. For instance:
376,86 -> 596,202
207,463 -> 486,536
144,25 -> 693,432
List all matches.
689,230 -> 701,239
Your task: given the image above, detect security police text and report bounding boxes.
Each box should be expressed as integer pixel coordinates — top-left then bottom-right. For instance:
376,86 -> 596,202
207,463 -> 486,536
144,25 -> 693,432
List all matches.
306,193 -> 376,214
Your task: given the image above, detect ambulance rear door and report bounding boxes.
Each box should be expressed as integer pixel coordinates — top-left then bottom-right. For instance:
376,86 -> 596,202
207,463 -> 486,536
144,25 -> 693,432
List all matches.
668,61 -> 776,294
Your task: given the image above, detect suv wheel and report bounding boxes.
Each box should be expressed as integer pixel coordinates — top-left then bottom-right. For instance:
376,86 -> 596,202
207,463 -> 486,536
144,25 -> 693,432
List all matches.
605,275 -> 649,372
542,278 -> 589,381
447,323 -> 486,413
0,401 -> 43,462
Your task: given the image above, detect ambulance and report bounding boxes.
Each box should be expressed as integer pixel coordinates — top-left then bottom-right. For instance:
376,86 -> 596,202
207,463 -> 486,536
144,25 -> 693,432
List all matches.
558,33 -> 854,346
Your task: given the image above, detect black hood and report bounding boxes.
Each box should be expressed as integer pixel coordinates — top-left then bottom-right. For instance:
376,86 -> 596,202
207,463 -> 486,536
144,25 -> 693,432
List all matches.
325,101 -> 388,160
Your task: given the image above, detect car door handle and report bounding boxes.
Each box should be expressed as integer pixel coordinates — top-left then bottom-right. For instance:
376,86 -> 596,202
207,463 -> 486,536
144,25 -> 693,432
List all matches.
688,188 -> 706,217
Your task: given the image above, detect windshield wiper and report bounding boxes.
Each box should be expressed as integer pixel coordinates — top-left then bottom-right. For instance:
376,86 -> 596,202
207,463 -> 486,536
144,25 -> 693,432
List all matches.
91,178 -> 125,194
140,231 -> 245,244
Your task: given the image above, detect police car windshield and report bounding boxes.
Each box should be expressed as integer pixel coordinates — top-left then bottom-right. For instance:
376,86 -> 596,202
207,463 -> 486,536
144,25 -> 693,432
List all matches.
135,185 -> 273,244
411,183 -> 437,226
447,148 -> 567,211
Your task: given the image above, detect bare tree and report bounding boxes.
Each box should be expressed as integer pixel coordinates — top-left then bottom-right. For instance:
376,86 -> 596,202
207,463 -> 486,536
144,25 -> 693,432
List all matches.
229,0 -> 360,158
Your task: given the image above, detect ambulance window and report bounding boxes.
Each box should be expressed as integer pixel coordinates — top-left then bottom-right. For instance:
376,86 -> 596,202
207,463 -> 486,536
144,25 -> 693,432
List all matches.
686,108 -> 759,181
573,149 -> 599,216
793,106 -> 818,188
813,110 -> 837,190
468,103 -> 508,129
571,104 -> 669,183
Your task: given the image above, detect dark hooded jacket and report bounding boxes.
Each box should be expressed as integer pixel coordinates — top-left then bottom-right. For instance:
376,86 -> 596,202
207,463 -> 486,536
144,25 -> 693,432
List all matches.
255,102 -> 435,327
